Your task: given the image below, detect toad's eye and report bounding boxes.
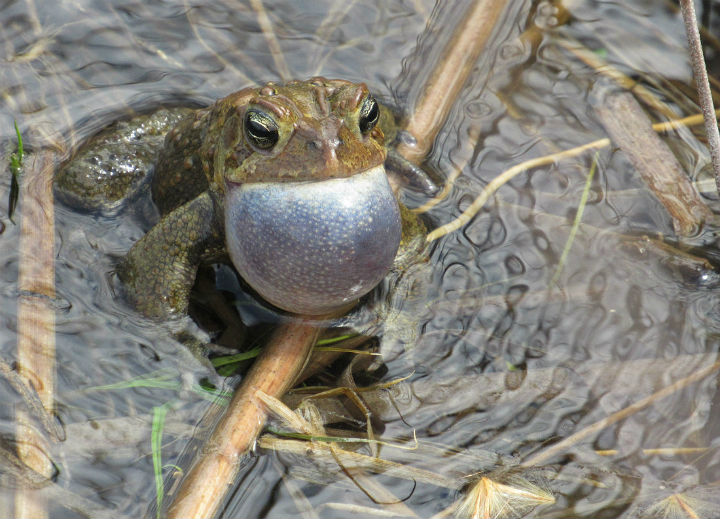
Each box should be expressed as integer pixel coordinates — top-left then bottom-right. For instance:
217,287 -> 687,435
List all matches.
245,109 -> 279,150
359,96 -> 379,134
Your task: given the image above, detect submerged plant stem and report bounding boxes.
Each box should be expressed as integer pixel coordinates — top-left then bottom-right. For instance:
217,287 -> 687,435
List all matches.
249,0 -> 290,81
556,36 -> 680,121
521,358 -> 720,468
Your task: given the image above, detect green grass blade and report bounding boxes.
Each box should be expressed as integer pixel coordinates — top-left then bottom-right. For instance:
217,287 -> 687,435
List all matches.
8,120 -> 23,224
152,402 -> 172,518
210,346 -> 262,368
550,152 -> 599,286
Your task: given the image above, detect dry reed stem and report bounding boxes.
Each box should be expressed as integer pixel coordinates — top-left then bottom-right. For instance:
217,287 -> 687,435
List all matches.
395,0 -> 508,163
680,0 -> 720,192
595,447 -> 708,457
166,320 -> 319,518
183,1 -> 255,85
596,90 -> 714,235
15,150 -> 57,518
414,4 -> 566,216
521,358 -> 720,468
280,474 -> 321,519
427,109 -> 720,242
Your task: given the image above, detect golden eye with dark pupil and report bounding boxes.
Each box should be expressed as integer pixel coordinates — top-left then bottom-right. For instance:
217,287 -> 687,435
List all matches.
244,109 -> 279,150
359,96 -> 379,134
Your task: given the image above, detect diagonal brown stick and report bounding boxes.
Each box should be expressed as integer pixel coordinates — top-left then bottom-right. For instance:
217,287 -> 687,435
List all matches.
395,0 -> 508,163
595,91 -> 714,236
166,320 -> 319,518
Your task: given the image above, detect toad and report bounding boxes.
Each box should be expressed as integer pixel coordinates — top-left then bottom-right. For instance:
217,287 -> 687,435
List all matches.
55,78 -> 433,319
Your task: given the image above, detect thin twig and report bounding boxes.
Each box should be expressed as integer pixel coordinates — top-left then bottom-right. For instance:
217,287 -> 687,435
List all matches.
680,0 -> 720,192
426,137 -> 609,242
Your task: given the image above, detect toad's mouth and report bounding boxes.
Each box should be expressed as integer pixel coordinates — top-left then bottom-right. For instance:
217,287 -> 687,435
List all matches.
224,165 -> 401,316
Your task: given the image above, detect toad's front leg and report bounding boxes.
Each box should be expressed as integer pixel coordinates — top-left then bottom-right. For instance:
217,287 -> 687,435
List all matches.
118,191 -> 225,319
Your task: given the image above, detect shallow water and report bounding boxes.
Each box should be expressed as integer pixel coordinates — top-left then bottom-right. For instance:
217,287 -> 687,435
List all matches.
2,0 -> 720,517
